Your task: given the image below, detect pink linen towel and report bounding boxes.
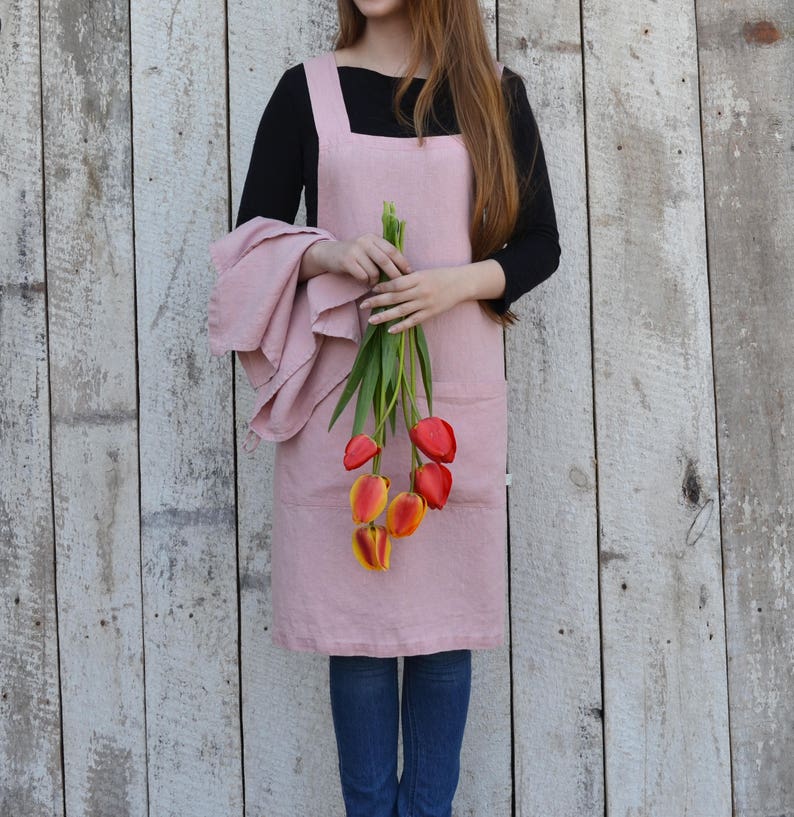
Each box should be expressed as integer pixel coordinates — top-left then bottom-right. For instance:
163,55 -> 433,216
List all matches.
207,216 -> 368,449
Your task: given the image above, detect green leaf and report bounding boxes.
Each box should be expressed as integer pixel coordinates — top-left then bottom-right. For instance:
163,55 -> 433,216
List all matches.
381,327 -> 399,388
327,320 -> 379,431
384,375 -> 398,436
352,332 -> 381,436
414,325 -> 433,416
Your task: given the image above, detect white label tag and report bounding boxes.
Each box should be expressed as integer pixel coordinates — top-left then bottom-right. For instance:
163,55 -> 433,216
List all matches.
505,473 -> 512,486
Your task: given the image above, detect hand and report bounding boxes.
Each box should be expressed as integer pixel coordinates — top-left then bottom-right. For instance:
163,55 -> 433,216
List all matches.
299,234 -> 412,285
358,267 -> 466,334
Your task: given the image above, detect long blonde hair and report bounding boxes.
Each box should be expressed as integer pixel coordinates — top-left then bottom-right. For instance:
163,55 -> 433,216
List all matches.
335,0 -> 537,326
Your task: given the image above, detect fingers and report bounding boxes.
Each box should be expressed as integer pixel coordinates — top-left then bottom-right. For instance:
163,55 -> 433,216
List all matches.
382,309 -> 429,334
366,293 -> 425,326
352,259 -> 374,284
359,276 -> 419,310
368,284 -> 419,308
372,274 -> 416,293
352,234 -> 411,282
353,252 -> 380,284
372,237 -> 412,278
337,234 -> 412,286
370,246 -> 403,281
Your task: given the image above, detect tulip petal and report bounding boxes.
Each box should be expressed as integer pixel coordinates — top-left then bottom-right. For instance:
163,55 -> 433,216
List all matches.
352,524 -> 391,571
413,462 -> 453,509
352,526 -> 378,570
387,492 -> 428,537
374,525 -> 391,570
349,474 -> 391,523
409,417 -> 457,463
343,434 -> 381,471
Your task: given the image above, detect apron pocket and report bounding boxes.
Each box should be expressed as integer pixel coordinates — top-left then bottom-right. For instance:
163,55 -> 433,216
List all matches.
414,379 -> 508,509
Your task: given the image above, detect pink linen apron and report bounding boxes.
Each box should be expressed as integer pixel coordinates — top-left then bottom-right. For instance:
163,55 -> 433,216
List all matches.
271,51 -> 508,657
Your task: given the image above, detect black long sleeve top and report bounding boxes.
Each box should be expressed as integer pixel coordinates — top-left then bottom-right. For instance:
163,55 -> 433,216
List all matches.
235,61 -> 561,315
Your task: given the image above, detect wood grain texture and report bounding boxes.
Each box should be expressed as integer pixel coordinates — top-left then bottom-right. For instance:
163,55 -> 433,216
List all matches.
498,2 -> 604,815
0,0 -> 63,813
130,0 -> 243,813
582,0 -> 732,813
696,3 -> 794,814
37,0 -> 149,815
457,9 -> 514,814
227,6 -> 343,814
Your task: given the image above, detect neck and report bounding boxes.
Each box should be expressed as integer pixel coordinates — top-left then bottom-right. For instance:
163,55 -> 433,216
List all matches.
356,14 -> 418,76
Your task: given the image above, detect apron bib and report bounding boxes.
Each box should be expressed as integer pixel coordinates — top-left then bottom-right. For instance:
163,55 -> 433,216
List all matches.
270,51 -> 509,656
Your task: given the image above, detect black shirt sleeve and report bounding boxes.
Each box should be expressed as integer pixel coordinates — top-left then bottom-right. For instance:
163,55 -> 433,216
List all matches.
484,67 -> 562,314
234,67 -> 306,228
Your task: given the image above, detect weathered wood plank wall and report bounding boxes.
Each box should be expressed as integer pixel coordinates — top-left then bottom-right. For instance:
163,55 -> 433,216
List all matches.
0,1 -> 63,814
39,2 -> 147,816
1,1 -> 792,816
499,1 -> 603,814
130,0 -> 243,813
697,3 -> 794,815
582,0 -> 732,812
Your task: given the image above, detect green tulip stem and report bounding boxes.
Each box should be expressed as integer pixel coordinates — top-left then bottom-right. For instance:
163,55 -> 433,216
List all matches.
400,371 -> 412,433
400,348 -> 419,418
372,384 -> 382,474
409,327 -> 420,426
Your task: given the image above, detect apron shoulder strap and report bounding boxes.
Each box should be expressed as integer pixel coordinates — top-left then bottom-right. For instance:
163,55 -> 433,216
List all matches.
303,51 -> 350,142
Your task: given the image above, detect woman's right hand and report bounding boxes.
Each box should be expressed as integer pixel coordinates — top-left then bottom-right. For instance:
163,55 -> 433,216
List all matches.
299,234 -> 412,285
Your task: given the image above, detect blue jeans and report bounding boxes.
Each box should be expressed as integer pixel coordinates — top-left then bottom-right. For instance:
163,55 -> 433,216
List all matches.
328,650 -> 472,817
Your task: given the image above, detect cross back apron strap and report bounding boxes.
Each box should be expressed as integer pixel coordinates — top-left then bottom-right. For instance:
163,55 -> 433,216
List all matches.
303,52 -> 352,141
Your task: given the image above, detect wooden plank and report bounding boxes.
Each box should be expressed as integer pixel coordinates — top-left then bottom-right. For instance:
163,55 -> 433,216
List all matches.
129,0 -> 243,813
0,1 -> 63,813
228,3 -> 510,814
582,0 -> 732,813
457,9 -> 514,813
228,5 -> 342,812
696,3 -> 794,813
498,2 -> 604,815
482,0 -> 497,53
37,1 -> 148,815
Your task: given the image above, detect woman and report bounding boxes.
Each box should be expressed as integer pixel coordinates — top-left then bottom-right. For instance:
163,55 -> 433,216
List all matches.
229,0 -> 561,814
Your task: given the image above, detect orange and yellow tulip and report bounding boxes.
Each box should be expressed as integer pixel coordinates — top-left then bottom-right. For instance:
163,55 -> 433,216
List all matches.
386,491 -> 427,538
352,524 -> 391,570
413,462 -> 453,509
349,473 -> 391,523
409,416 -> 457,463
343,434 -> 381,470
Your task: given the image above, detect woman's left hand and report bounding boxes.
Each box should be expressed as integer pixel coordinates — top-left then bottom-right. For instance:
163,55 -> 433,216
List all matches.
358,267 -> 464,334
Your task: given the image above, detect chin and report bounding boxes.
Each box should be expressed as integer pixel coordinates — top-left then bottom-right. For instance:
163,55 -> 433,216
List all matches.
353,0 -> 407,18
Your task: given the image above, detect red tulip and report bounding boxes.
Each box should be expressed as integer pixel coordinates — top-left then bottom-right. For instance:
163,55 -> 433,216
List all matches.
413,462 -> 453,509
343,434 -> 381,470
352,524 -> 391,571
409,416 -> 456,463
349,473 -> 390,523
386,491 -> 427,538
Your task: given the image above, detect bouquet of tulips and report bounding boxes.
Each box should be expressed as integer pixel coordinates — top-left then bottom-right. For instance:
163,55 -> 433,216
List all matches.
328,202 -> 457,571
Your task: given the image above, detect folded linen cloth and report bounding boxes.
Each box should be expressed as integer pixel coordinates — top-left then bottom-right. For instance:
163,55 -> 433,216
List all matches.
207,216 -> 368,450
